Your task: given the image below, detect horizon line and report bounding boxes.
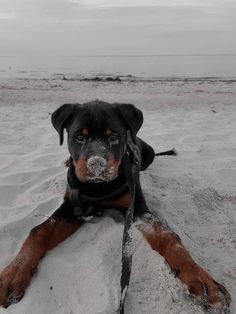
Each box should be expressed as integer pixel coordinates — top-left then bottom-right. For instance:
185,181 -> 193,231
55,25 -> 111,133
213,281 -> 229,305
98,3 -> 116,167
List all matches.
0,53 -> 236,58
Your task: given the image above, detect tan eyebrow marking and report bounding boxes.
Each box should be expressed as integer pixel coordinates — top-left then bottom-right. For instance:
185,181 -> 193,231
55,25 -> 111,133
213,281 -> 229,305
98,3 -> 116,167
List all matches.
82,128 -> 89,136
105,129 -> 112,136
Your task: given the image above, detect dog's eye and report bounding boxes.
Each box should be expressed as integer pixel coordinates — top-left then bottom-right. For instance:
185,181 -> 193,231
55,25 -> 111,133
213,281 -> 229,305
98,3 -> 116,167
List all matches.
109,133 -> 119,145
76,135 -> 86,144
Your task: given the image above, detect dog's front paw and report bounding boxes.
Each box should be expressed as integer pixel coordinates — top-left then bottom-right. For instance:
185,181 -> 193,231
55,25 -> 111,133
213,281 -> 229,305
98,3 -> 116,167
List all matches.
0,260 -> 34,308
178,263 -> 231,312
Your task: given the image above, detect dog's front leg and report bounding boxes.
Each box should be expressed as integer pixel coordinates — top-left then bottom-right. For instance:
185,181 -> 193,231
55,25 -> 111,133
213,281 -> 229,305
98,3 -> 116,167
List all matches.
0,201 -> 82,308
136,212 -> 230,311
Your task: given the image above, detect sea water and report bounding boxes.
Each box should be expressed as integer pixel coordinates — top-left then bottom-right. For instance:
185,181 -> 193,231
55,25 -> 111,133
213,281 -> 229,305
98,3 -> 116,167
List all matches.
0,54 -> 235,80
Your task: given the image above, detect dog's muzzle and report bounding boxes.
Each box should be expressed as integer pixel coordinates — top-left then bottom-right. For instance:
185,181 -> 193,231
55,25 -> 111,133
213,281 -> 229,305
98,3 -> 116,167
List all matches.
87,156 -> 107,177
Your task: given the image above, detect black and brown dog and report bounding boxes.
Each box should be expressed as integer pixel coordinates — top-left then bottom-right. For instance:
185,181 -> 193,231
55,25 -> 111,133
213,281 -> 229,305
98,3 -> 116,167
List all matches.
0,101 -> 230,312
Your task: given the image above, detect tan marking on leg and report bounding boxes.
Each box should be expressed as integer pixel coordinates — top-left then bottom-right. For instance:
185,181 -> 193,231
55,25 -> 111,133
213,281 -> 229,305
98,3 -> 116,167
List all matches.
0,216 -> 81,307
137,221 -> 231,309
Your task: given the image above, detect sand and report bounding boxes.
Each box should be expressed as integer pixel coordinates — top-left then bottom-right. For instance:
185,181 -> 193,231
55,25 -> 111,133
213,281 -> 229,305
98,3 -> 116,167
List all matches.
0,78 -> 235,314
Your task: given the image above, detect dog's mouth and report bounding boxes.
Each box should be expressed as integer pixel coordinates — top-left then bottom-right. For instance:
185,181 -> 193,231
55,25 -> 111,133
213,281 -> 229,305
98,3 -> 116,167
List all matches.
85,171 -> 118,183
73,156 -> 121,183
76,168 -> 118,183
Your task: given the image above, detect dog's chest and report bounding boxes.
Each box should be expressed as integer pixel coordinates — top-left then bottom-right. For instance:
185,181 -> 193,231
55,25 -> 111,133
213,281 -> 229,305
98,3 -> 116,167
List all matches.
64,184 -> 131,221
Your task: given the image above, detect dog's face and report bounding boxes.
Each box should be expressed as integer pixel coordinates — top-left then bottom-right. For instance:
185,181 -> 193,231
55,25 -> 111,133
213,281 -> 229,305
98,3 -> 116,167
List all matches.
52,101 -> 143,183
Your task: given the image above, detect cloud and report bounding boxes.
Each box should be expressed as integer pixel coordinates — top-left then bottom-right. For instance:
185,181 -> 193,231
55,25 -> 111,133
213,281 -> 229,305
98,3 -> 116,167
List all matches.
0,0 -> 235,24
0,12 -> 16,20
0,0 -> 235,56
70,0 -> 236,8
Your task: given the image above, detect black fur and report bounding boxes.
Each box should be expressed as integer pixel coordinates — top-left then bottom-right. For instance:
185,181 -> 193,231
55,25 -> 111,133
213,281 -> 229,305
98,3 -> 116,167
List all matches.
51,100 -> 155,219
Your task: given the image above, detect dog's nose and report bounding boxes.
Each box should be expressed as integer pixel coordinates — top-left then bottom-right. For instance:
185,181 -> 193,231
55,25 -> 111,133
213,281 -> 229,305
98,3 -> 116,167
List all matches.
87,156 -> 107,176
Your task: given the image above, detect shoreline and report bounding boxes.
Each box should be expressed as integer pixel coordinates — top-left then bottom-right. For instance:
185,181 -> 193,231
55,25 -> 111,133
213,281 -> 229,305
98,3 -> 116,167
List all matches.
1,74 -> 236,83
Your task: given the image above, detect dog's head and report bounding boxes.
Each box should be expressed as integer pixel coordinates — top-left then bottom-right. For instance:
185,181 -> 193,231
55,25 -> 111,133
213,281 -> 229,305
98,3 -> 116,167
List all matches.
52,101 -> 143,183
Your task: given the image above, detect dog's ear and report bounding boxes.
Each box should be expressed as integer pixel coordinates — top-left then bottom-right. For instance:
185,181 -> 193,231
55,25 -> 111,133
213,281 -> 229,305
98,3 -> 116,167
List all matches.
116,103 -> 143,142
51,104 -> 76,145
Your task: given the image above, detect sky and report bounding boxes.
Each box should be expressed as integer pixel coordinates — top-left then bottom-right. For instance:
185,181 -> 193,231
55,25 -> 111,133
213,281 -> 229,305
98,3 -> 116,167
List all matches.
0,0 -> 236,56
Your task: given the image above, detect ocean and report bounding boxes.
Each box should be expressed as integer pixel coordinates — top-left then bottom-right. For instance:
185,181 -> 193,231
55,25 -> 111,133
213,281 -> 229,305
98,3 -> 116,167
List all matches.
0,54 -> 236,80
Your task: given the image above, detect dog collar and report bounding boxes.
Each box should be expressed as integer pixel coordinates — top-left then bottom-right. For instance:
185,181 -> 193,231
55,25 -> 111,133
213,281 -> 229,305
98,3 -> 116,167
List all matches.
69,182 -> 128,221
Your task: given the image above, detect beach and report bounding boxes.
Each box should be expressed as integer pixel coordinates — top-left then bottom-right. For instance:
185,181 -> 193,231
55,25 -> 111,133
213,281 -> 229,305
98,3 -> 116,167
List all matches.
0,78 -> 235,314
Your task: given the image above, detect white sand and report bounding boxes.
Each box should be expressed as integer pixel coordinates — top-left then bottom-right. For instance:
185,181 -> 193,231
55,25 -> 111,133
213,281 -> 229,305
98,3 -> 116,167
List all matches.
0,79 -> 235,314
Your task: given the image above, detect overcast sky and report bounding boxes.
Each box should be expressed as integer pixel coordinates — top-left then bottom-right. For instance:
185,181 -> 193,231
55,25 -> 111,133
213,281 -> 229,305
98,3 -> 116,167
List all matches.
0,0 -> 236,56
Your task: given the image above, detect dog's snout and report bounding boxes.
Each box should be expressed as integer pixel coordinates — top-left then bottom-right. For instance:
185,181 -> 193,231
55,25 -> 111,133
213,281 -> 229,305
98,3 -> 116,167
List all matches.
87,156 -> 107,176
